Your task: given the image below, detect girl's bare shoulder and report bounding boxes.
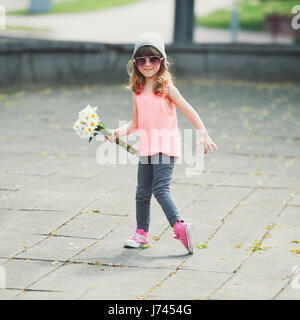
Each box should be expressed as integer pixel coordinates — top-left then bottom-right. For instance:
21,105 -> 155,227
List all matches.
164,82 -> 179,98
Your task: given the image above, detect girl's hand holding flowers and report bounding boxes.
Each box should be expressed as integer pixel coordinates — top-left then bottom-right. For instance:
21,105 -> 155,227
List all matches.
105,130 -> 118,143
73,105 -> 137,155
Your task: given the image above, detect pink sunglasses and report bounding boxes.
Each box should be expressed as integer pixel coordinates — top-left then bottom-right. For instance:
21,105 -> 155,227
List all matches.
133,56 -> 164,68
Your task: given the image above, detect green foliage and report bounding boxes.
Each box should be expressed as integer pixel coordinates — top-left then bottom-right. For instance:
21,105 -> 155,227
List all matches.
196,0 -> 297,31
8,0 -> 140,15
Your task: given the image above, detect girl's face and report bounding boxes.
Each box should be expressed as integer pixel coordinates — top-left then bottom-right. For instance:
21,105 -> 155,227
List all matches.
136,56 -> 162,79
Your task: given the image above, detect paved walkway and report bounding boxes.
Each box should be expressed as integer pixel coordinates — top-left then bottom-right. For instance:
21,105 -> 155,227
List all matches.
0,0 -> 293,44
0,79 -> 299,299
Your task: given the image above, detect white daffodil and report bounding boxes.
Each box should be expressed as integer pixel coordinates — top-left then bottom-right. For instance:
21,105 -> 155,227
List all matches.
74,105 -> 100,139
73,104 -> 137,154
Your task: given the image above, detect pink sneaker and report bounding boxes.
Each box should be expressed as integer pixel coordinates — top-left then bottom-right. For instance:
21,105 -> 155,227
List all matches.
173,221 -> 194,254
124,228 -> 148,248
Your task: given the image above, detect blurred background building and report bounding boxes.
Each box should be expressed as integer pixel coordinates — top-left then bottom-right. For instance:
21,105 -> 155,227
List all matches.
0,0 -> 299,88
0,0 -> 298,44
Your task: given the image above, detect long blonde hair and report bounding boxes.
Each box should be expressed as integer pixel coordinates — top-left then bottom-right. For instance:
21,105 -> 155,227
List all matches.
126,45 -> 173,96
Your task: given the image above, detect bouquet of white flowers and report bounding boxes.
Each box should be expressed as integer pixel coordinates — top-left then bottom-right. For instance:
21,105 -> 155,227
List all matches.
73,105 -> 137,155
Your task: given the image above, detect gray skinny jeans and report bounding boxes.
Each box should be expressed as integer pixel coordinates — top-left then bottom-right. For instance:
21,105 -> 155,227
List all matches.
136,153 -> 183,232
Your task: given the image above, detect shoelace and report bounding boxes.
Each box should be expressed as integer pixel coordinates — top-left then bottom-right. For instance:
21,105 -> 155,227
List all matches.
132,232 -> 145,242
173,233 -> 186,246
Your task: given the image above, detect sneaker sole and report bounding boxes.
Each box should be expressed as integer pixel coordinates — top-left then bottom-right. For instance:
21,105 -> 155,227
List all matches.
124,239 -> 147,248
185,224 -> 194,254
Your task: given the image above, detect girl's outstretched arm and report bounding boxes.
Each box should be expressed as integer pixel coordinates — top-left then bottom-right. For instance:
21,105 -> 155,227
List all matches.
166,83 -> 218,154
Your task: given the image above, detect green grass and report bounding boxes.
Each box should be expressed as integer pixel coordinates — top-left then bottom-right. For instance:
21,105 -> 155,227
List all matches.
8,0 -> 140,15
196,0 -> 298,31
6,25 -> 50,32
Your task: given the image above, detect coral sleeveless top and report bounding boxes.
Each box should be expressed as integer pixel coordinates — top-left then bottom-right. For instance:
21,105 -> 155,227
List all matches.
134,88 -> 181,157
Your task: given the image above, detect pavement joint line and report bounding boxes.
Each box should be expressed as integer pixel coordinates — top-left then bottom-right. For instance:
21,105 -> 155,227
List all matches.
0,256 -> 65,264
1,287 -> 62,293
272,277 -> 293,300
271,191 -> 300,300
82,211 -> 130,217
270,135 -> 300,141
225,152 -> 298,159
1,255 -> 176,271
0,207 -> 74,212
43,194 -> 111,236
140,267 -> 181,300
177,267 -> 233,275
2,171 -> 58,178
272,260 -> 300,300
6,170 -> 59,177
172,182 -> 296,191
77,286 -> 94,300
208,188 -> 300,300
0,173 -> 47,192
0,208 -> 42,234
198,187 -> 257,252
34,233 -> 100,241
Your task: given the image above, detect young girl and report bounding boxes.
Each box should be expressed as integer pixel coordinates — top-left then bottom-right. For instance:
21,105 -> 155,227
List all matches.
106,33 -> 218,254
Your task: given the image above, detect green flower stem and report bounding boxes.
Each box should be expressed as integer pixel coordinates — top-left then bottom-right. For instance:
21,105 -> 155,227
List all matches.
92,123 -> 138,155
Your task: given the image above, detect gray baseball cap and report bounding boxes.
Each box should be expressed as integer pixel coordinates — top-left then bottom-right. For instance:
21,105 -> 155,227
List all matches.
132,32 -> 166,59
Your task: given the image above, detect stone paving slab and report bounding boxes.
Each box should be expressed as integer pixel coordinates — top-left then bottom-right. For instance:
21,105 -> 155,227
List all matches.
278,206 -> 300,226
0,80 -> 300,300
173,171 -> 230,186
181,188 -> 294,275
147,269 -> 230,300
1,258 -> 64,290
223,188 -> 292,225
0,172 -> 44,191
0,189 -> 58,210
1,155 -> 59,177
82,183 -> 137,216
0,209 -> 76,235
277,158 -> 300,177
169,183 -> 208,211
290,194 -> 300,206
55,212 -> 127,240
219,173 -> 273,188
16,235 -> 95,262
19,173 -> 85,193
263,174 -> 300,189
0,232 -> 45,259
71,215 -> 170,267
182,185 -> 252,224
211,248 -> 299,300
0,289 -> 22,300
181,222 -> 266,274
35,191 -> 97,212
263,225 -> 300,252
276,286 -> 300,300
24,262 -> 174,300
